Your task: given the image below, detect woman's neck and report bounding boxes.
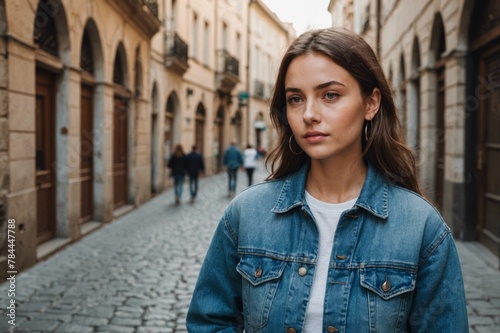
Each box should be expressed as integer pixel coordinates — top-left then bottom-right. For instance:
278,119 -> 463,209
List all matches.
306,157 -> 367,204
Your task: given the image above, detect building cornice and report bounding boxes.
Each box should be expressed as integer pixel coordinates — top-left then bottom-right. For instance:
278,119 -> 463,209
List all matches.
106,0 -> 161,39
250,0 -> 289,34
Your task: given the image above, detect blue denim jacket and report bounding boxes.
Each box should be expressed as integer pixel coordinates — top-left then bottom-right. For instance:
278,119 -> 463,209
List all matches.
187,163 -> 468,332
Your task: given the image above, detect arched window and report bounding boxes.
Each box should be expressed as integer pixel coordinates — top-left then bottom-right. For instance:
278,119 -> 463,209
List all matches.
34,0 -> 58,56
195,103 -> 206,155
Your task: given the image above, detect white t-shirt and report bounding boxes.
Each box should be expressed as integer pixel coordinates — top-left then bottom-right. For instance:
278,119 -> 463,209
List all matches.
243,148 -> 258,168
303,191 -> 357,333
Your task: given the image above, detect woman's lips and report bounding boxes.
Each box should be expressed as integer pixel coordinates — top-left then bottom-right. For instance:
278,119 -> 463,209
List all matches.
303,131 -> 328,143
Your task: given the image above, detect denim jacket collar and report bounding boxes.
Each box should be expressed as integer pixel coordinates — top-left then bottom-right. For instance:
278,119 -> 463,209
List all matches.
271,162 -> 389,219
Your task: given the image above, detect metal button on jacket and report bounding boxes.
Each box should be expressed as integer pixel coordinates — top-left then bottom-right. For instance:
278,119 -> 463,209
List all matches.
298,267 -> 307,276
327,326 -> 339,332
286,328 -> 297,333
382,278 -> 391,292
255,267 -> 262,278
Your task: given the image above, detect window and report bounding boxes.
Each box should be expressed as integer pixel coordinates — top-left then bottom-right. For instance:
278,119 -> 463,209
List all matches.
192,13 -> 199,59
203,21 -> 210,65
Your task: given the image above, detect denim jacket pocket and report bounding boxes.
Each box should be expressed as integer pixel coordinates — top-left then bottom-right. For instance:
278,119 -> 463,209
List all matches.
360,266 -> 416,332
236,255 -> 286,332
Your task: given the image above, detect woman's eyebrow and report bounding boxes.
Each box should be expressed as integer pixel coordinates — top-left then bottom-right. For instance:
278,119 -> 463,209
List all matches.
314,80 -> 346,90
285,80 -> 346,93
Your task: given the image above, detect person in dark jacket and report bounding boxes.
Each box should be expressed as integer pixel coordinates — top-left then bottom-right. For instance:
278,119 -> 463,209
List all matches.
223,140 -> 243,197
167,144 -> 186,205
184,145 -> 205,203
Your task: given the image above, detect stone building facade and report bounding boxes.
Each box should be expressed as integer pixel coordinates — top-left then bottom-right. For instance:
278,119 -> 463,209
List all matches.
329,0 -> 500,265
0,0 -> 293,279
247,0 -> 294,152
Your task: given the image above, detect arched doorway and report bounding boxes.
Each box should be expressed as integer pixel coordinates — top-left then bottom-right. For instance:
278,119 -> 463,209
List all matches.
214,106 -> 225,171
232,110 -> 242,146
195,103 -> 206,156
164,92 -> 180,164
79,26 -> 95,224
430,13 -> 446,210
33,0 -> 70,244
409,37 -> 421,155
79,19 -> 104,225
398,54 -> 407,138
112,43 -> 130,209
151,82 -> 160,193
468,0 -> 500,256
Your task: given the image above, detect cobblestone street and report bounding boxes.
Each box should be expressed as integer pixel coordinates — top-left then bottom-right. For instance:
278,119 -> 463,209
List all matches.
0,163 -> 499,333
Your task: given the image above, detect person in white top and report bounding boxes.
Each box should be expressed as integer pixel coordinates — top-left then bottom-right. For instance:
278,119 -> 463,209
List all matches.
243,144 -> 258,186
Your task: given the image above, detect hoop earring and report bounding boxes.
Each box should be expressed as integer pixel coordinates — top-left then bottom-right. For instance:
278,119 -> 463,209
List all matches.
288,134 -> 302,155
364,121 -> 371,141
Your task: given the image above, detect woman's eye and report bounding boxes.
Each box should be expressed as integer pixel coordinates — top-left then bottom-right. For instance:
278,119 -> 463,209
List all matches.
287,96 -> 302,105
324,92 -> 338,100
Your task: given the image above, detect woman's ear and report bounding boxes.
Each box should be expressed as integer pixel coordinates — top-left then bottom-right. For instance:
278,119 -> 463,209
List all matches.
365,88 -> 381,120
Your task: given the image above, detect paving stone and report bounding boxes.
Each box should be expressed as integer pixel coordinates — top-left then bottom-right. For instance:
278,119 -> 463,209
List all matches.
137,327 -> 174,333
16,320 -> 60,332
71,314 -> 110,326
475,326 -> 500,333
96,324 -> 135,333
469,316 -> 496,326
110,316 -> 142,326
55,323 -> 94,333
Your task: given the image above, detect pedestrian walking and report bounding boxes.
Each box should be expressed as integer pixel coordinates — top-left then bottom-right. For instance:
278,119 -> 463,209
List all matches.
167,144 -> 186,205
187,27 -> 468,332
243,144 -> 258,186
184,145 -> 205,203
223,140 -> 243,197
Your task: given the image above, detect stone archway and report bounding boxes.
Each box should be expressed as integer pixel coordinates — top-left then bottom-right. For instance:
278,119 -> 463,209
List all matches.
428,12 -> 447,210
112,42 -> 131,210
150,82 -> 160,193
408,36 -> 421,155
79,18 -> 104,224
33,0 -> 72,244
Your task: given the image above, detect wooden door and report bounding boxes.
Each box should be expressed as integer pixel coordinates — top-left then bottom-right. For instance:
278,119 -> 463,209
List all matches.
113,95 -> 128,208
80,84 -> 94,223
478,48 -> 500,256
435,67 -> 445,210
35,69 -> 56,244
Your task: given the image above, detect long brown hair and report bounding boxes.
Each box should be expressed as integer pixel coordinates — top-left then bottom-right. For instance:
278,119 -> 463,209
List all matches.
265,27 -> 422,195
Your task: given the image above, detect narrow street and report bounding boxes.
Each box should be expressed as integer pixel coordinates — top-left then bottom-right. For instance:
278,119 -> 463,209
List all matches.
0,164 -> 498,333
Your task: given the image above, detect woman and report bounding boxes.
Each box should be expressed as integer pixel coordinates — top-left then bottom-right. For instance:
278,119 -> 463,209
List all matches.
243,144 -> 259,186
187,28 -> 468,332
167,144 -> 186,205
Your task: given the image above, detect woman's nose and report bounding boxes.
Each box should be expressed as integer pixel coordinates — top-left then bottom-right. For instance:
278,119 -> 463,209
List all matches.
303,99 -> 321,124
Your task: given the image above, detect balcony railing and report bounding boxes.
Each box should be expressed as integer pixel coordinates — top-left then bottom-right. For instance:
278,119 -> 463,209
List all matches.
143,0 -> 158,17
216,50 -> 240,93
217,50 -> 239,77
165,32 -> 189,75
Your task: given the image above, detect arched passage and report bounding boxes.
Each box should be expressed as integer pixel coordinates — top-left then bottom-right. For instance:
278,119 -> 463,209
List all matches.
195,102 -> 206,156
408,36 -> 421,155
429,12 -> 446,210
79,18 -> 107,222
150,82 -> 160,193
112,42 -> 130,209
164,91 -> 180,163
79,18 -> 104,224
33,0 -> 71,244
214,106 -> 225,171
398,53 -> 407,137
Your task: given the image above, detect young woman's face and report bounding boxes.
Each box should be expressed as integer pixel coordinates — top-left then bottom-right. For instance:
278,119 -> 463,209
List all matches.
284,52 -> 379,162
